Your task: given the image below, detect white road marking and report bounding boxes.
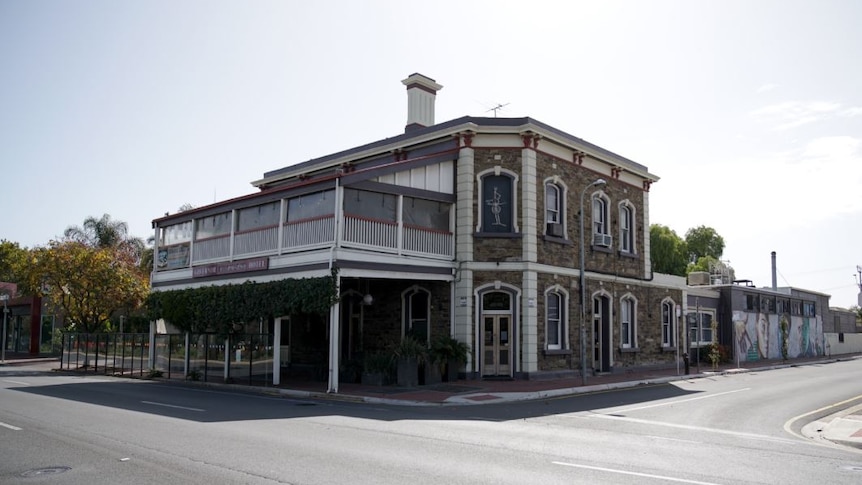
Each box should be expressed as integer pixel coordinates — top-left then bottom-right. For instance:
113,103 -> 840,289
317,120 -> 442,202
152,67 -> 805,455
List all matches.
604,388 -> 751,414
2,379 -> 30,386
591,414 -> 802,445
553,461 -> 722,485
141,401 -> 205,412
0,421 -> 22,431
648,435 -> 702,444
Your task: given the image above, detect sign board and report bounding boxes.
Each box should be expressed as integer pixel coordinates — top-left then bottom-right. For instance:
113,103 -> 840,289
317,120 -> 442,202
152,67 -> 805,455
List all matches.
193,257 -> 269,278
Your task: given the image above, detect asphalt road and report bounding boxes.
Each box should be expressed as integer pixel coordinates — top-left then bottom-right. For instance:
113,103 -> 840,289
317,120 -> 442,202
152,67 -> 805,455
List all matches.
2,360 -> 862,484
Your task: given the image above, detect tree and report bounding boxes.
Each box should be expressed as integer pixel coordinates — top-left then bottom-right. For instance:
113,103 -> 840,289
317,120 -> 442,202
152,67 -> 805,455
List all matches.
0,239 -> 28,289
64,214 -> 145,264
22,241 -> 149,333
649,224 -> 688,276
684,226 -> 725,262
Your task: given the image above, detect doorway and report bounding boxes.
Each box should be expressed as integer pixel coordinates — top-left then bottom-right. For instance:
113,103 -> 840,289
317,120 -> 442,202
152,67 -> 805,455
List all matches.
480,290 -> 514,377
593,294 -> 611,373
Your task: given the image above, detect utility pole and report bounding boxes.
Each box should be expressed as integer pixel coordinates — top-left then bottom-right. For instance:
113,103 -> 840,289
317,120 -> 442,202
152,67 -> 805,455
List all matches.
1,294 -> 9,364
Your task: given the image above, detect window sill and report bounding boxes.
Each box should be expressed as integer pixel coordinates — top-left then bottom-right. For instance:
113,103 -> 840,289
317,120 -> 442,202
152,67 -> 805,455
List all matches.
542,235 -> 573,245
619,347 -> 640,353
618,250 -> 638,259
661,346 -> 677,353
543,349 -> 573,356
591,244 -> 613,254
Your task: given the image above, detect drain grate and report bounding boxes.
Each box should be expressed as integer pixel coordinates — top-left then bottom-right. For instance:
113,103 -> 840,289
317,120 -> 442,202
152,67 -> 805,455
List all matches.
20,466 -> 71,477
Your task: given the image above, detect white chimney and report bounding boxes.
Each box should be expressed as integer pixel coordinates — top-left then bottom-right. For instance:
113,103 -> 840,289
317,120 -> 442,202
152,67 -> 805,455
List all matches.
402,73 -> 442,132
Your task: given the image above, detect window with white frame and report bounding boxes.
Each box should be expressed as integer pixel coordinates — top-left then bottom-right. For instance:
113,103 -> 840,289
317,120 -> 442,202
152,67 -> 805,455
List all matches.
687,310 -> 714,346
546,290 -> 566,350
592,193 -> 611,247
619,202 -> 634,253
402,286 -> 431,345
545,182 -> 565,238
620,296 -> 636,348
661,300 -> 675,347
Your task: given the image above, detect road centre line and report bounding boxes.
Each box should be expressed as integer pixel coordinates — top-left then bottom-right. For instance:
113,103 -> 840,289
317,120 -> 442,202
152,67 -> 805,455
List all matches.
2,379 -> 30,386
600,388 -> 751,414
141,401 -> 205,412
552,461 -> 722,485
591,414 -> 803,446
0,421 -> 22,431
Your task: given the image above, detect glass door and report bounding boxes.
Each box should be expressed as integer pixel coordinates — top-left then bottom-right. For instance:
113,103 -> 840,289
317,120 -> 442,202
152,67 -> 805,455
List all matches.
482,315 -> 511,376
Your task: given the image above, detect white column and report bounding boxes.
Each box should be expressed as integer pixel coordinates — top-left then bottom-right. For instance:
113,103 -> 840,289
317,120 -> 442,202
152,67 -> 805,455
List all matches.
521,271 -> 538,373
327,303 -> 340,393
521,145 -> 538,263
455,141 -> 475,374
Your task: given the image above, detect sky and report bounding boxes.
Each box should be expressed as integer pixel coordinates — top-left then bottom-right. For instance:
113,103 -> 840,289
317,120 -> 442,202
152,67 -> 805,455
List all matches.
1,0 -> 860,308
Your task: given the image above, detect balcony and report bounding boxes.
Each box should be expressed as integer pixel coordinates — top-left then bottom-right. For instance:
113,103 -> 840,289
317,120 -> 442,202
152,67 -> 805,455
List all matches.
161,213 -> 453,271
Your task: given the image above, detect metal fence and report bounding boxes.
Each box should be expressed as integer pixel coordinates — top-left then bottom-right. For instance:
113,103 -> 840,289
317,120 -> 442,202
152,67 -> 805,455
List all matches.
60,333 -> 150,376
61,333 -> 275,386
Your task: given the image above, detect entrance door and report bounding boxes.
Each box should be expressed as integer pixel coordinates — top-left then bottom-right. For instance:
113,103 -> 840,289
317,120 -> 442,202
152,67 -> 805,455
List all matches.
593,295 -> 611,373
482,315 -> 511,376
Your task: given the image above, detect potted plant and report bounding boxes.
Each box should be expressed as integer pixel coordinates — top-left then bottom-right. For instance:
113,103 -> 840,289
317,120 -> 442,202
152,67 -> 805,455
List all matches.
361,352 -> 392,386
393,335 -> 426,387
430,334 -> 470,382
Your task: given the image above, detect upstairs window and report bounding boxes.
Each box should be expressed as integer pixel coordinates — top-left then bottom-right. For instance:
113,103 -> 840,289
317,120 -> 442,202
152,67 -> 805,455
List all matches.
237,201 -> 280,232
545,182 -> 565,238
803,301 -> 816,317
287,189 -> 335,223
619,202 -> 634,254
592,193 -> 611,247
478,171 -> 517,234
195,212 -> 231,240
403,196 -> 451,232
343,189 -> 396,222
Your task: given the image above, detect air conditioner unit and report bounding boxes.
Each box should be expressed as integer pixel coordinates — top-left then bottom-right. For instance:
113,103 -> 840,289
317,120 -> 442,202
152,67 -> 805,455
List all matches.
593,233 -> 612,247
547,223 -> 564,238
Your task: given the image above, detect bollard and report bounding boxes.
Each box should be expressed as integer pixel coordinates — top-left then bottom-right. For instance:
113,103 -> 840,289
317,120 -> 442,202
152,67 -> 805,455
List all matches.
683,352 -> 690,375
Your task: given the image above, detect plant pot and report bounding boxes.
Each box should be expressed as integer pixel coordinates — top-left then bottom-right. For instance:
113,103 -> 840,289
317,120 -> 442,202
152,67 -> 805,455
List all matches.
396,357 -> 419,387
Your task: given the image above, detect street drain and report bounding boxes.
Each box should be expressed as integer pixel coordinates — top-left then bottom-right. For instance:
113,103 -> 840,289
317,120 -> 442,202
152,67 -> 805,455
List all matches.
20,466 -> 71,477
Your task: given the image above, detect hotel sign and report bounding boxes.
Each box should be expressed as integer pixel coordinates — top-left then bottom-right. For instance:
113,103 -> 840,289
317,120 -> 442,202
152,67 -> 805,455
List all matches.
192,257 -> 269,278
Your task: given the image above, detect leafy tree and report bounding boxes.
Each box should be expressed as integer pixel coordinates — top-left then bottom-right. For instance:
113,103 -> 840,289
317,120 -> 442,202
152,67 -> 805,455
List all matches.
649,224 -> 688,276
22,241 -> 149,333
684,225 -> 725,262
64,214 -> 145,264
0,239 -> 28,289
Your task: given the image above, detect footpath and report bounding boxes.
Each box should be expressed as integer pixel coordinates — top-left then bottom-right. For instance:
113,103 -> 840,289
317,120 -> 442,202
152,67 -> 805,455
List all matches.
2,353 -> 861,450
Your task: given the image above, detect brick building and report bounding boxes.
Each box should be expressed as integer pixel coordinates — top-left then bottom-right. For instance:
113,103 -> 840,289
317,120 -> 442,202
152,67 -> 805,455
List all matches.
150,74 -> 686,391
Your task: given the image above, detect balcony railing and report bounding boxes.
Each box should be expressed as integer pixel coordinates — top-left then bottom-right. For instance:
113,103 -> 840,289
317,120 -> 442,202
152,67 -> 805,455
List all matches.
161,213 -> 452,272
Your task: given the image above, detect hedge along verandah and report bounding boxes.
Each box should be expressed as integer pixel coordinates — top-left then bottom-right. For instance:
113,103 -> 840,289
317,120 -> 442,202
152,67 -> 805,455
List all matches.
146,268 -> 339,335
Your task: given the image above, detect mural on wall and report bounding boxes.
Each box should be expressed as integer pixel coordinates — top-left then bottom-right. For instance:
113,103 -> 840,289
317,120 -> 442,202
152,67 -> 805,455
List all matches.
732,311 -> 823,361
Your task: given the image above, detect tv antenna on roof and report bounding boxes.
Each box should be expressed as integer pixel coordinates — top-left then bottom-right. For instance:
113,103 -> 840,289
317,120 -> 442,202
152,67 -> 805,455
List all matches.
486,103 -> 509,117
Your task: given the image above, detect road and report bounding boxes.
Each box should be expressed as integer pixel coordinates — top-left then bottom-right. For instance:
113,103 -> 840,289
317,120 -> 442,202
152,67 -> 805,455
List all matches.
2,360 -> 862,484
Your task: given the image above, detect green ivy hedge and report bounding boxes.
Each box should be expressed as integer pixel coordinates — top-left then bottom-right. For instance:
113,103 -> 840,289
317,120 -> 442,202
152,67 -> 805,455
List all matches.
146,271 -> 338,333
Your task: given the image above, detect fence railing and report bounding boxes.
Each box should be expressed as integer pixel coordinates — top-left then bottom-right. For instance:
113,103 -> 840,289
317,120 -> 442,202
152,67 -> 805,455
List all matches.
60,333 -> 150,377
61,333 -> 275,385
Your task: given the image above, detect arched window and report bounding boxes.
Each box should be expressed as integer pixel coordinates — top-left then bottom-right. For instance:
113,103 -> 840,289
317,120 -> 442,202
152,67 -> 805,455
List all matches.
592,192 -> 611,247
545,288 -> 568,350
620,295 -> 637,349
544,181 -> 566,238
402,286 -> 431,345
477,169 -> 518,234
661,299 -> 675,347
619,201 -> 635,254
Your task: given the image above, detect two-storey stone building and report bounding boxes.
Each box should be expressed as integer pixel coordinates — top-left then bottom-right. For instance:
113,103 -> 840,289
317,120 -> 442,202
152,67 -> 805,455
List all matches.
150,74 -> 686,391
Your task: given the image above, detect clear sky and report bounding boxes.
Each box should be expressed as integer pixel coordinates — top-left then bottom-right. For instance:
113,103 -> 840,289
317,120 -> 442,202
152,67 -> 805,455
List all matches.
1,1 -> 860,308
